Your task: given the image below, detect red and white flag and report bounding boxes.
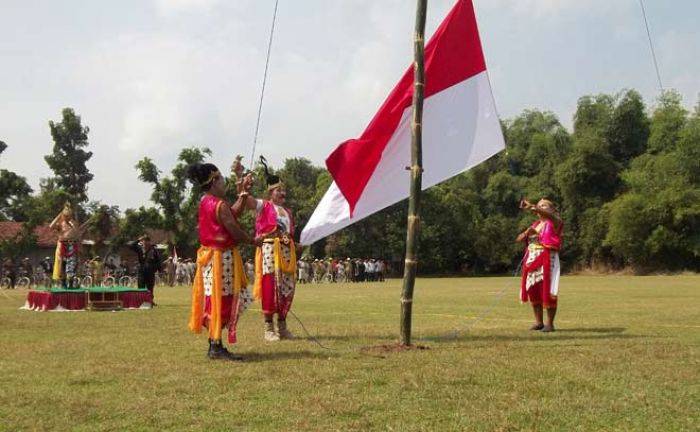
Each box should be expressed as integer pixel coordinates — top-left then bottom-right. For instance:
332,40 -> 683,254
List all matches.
301,0 -> 504,245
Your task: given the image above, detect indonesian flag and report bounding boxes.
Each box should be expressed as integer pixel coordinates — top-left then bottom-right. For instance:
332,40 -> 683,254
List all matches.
301,0 -> 504,245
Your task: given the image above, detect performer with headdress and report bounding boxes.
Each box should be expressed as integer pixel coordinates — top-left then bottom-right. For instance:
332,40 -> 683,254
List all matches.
49,202 -> 90,289
187,162 -> 259,360
516,198 -> 563,332
238,156 -> 299,341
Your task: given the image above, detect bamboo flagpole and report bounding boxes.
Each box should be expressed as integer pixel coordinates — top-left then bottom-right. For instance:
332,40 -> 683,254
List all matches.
400,0 -> 427,346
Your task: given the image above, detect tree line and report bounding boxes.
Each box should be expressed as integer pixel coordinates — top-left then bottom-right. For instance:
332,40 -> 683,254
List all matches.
1,89 -> 698,274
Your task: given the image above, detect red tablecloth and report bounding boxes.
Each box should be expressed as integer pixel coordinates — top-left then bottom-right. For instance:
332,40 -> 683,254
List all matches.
24,290 -> 153,311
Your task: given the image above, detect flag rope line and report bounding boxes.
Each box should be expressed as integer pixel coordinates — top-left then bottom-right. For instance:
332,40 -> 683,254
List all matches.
249,0 -> 280,168
417,260 -> 522,343
638,0 -> 663,92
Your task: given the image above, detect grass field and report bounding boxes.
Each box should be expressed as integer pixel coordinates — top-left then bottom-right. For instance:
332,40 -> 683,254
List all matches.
0,275 -> 698,431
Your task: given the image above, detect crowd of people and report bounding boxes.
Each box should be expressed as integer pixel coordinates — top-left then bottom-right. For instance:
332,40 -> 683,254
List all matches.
1,250 -> 390,290
293,258 -> 388,284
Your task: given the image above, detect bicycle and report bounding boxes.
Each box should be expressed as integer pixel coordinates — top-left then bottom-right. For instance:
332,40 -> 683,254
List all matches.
71,276 -> 82,289
119,276 -> 136,287
16,276 -> 31,289
1,277 -> 12,289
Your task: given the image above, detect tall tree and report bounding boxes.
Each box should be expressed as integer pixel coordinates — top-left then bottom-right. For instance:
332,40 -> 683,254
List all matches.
0,141 -> 33,221
276,157 -> 325,234
606,89 -> 649,164
605,93 -> 700,271
647,90 -> 687,154
44,108 -> 94,204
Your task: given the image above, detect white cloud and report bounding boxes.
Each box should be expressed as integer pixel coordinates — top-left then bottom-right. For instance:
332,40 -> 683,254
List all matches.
154,0 -> 222,15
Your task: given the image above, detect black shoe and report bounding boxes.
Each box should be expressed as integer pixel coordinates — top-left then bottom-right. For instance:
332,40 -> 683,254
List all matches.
208,342 -> 243,361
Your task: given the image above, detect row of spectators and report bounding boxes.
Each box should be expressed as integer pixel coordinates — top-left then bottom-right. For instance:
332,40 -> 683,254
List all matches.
243,258 -> 389,284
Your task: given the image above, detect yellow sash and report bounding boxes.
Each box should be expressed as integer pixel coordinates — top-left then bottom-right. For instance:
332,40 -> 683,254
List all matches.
253,238 -> 297,300
188,246 -> 247,341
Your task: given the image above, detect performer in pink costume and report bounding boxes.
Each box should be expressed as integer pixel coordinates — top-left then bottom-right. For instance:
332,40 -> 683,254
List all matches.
516,198 -> 563,332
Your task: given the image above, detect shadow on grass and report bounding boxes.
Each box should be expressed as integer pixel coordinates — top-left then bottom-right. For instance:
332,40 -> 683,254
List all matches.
299,334 -> 394,342
301,327 -> 629,344
417,331 -> 638,344
242,350 -> 338,362
558,327 -> 626,333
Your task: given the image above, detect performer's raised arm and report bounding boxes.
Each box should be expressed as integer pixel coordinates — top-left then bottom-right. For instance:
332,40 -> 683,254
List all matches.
219,201 -> 257,246
49,212 -> 63,230
231,173 -> 257,216
520,198 -> 561,227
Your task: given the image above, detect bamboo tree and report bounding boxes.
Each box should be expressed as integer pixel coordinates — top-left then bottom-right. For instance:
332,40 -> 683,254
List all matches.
400,0 -> 427,346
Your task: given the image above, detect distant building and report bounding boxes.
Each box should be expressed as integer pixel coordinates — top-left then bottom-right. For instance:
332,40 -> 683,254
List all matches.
0,222 -> 174,272
0,222 -> 59,264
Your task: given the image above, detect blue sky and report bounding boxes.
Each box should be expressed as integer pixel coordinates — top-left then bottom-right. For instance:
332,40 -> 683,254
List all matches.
1,0 -> 698,210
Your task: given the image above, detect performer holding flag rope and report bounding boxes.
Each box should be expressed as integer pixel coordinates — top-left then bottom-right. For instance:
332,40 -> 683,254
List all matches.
238,156 -> 299,342
187,162 -> 259,361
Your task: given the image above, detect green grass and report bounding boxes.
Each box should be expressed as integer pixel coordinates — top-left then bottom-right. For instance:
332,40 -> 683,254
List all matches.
1,276 -> 698,431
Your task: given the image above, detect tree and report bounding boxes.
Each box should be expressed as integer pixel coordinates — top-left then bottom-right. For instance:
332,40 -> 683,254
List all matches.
604,93 -> 700,271
647,90 -> 687,154
22,178 -> 72,225
276,158 -> 325,235
85,203 -> 120,246
0,141 -> 33,221
606,89 -> 649,165
113,206 -> 164,248
573,94 -> 614,138
44,108 -> 94,204
135,147 -> 212,253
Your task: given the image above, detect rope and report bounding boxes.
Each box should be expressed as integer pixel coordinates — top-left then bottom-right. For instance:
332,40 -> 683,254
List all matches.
288,309 -> 338,351
250,0 -> 280,168
289,259 -> 524,352
638,0 -> 664,91
417,261 -> 522,343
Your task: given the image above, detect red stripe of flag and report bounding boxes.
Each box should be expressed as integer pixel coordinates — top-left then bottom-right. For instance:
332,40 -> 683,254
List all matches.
325,0 -> 487,215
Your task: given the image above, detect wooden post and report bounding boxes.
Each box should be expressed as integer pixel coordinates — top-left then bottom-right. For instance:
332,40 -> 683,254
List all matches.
400,0 -> 427,346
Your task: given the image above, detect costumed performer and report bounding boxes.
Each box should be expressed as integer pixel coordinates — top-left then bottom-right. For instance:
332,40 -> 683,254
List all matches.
49,203 -> 90,289
238,156 -> 300,342
187,162 -> 259,361
516,198 -> 563,332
